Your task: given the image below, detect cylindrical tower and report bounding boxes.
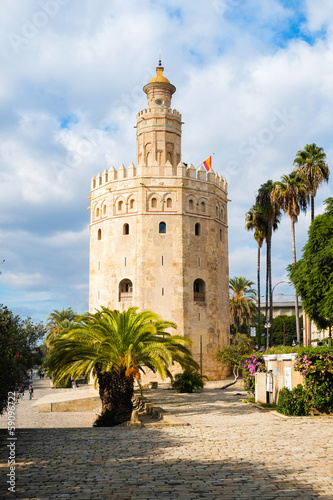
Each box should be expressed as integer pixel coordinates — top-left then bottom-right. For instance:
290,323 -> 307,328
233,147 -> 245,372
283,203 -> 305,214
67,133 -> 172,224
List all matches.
89,64 -> 230,379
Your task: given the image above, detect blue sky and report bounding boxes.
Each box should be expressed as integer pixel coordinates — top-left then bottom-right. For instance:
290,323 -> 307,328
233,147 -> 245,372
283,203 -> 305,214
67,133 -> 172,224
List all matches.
0,0 -> 332,324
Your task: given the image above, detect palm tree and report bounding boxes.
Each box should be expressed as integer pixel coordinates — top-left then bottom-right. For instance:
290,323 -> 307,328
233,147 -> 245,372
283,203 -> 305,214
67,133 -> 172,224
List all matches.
245,205 -> 266,347
47,307 -> 198,426
229,277 -> 257,334
294,143 -> 330,221
45,308 -> 77,347
271,172 -> 309,344
255,181 -> 281,346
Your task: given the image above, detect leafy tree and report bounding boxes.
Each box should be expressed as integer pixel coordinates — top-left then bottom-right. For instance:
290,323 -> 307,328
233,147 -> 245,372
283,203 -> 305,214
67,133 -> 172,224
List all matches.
271,172 -> 309,344
245,205 -> 266,347
229,277 -> 257,333
271,315 -> 303,346
0,305 -> 45,414
288,198 -> 333,333
294,143 -> 330,221
47,307 -> 198,426
255,181 -> 281,346
216,333 -> 255,389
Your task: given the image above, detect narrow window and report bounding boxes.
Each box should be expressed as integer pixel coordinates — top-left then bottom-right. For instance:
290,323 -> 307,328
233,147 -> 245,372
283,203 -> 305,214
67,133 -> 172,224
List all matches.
161,255 -> 164,266
189,199 -> 194,210
162,287 -> 164,296
193,279 -> 206,302
159,222 -> 166,234
166,198 -> 172,208
103,205 -> 107,215
198,257 -> 201,267
123,223 -> 129,235
96,207 -> 100,218
130,199 -> 135,210
220,228 -> 223,242
198,313 -> 201,321
119,279 -> 133,301
151,197 -> 157,208
216,206 -> 219,217
195,223 -> 201,236
97,229 -> 102,240
124,257 -> 126,267
118,200 -> 124,211
201,201 -> 206,213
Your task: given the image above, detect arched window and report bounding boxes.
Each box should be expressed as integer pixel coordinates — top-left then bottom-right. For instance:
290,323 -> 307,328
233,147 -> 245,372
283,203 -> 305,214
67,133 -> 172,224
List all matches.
220,209 -> 224,220
103,205 -> 107,215
123,223 -> 129,235
119,279 -> 133,301
193,279 -> 206,302
189,199 -> 194,210
159,222 -> 166,234
201,201 -> 206,213
151,197 -> 157,208
96,207 -> 100,218
166,197 -> 172,208
216,206 -> 219,217
195,223 -> 201,236
129,199 -> 135,210
118,200 -> 124,212
97,229 -> 102,241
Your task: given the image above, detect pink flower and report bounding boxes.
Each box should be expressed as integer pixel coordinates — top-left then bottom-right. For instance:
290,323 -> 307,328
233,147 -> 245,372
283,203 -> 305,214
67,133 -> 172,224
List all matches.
14,354 -> 19,358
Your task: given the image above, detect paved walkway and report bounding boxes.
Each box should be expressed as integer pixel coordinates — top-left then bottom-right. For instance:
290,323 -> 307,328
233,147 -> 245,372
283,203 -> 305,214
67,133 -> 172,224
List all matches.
0,376 -> 333,499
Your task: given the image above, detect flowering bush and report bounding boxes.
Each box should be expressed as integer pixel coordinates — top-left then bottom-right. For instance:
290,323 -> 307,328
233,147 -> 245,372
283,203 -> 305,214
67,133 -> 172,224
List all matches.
277,347 -> 333,415
242,354 -> 266,394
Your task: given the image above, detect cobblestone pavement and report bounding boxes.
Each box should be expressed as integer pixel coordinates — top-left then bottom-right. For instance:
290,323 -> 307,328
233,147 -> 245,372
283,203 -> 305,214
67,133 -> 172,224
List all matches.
1,377 -> 333,499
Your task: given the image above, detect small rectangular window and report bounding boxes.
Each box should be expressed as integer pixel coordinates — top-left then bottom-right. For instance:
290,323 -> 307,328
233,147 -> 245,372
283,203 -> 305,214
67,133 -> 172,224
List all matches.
162,287 -> 164,296
161,255 -> 164,266
198,257 -> 201,267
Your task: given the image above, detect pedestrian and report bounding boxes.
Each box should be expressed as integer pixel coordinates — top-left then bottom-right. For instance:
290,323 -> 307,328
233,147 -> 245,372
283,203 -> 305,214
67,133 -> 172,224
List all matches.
19,386 -> 24,400
28,385 -> 34,400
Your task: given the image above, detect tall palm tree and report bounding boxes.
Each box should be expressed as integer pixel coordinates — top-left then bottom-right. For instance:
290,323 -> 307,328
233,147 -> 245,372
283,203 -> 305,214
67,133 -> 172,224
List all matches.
47,307 -> 198,426
245,205 -> 266,347
45,308 -> 77,347
294,143 -> 330,221
271,172 -> 310,344
229,277 -> 257,334
255,181 -> 281,346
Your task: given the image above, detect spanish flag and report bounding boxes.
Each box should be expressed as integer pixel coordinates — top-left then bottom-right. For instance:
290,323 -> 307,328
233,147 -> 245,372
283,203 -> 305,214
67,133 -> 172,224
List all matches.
203,156 -> 212,172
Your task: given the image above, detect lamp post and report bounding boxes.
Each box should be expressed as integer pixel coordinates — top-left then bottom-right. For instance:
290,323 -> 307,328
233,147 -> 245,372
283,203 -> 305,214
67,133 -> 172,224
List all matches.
265,321 -> 271,349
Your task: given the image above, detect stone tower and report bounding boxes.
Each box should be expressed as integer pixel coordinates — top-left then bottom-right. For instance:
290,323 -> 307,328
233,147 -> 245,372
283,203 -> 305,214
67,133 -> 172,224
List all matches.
89,63 -> 230,379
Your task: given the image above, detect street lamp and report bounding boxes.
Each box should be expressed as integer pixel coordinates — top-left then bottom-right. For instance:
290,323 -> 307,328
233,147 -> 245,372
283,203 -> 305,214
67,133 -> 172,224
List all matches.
265,321 -> 271,349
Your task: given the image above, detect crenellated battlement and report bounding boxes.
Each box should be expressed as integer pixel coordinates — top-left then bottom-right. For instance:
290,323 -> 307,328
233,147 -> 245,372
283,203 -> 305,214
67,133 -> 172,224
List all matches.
136,108 -> 182,119
91,161 -> 227,192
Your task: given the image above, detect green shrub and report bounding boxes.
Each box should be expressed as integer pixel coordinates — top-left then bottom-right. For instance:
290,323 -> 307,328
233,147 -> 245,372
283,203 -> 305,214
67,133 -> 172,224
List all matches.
277,385 -> 309,416
172,369 -> 207,393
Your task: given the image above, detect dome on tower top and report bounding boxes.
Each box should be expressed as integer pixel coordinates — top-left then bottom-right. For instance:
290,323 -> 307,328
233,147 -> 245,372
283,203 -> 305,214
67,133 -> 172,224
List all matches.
149,64 -> 171,84
143,61 -> 176,97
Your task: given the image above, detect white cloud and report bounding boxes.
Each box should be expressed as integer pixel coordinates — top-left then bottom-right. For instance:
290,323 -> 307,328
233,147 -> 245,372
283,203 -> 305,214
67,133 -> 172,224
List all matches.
0,0 -> 332,322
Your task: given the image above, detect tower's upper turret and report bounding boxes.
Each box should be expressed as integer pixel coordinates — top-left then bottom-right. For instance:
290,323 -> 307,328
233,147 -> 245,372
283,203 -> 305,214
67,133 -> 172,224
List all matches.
137,62 -> 181,168
143,61 -> 176,110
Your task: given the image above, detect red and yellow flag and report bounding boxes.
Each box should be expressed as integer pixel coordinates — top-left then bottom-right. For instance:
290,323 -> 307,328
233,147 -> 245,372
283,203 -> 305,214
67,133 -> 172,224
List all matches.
203,156 -> 212,172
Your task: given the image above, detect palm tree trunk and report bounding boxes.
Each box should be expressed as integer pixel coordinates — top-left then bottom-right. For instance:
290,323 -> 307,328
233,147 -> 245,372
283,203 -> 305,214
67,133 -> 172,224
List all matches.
257,245 -> 261,348
96,365 -> 134,425
265,239 -> 269,349
311,194 -> 315,222
291,219 -> 301,344
267,230 -> 273,348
